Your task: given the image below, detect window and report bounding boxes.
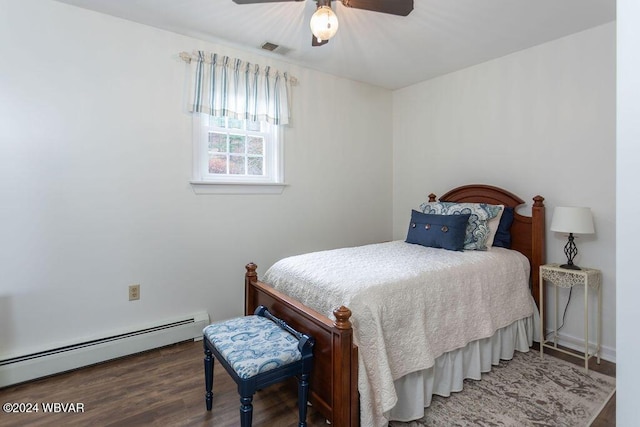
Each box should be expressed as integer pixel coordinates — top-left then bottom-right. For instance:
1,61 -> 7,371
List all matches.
191,114 -> 285,194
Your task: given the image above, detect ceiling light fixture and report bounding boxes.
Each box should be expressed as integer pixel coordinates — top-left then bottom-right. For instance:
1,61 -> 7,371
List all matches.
310,2 -> 339,44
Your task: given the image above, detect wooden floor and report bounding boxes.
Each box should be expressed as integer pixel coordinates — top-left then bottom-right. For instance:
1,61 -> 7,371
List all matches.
0,340 -> 615,427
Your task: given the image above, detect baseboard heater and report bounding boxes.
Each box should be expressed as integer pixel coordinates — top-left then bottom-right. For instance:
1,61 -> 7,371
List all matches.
0,311 -> 209,388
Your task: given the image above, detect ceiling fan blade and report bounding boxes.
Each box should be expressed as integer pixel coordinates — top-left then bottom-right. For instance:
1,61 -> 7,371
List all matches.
232,0 -> 303,4
340,0 -> 413,16
312,34 -> 329,47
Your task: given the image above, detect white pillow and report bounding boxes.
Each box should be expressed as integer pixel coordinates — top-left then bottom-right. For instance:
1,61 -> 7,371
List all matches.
485,205 -> 505,250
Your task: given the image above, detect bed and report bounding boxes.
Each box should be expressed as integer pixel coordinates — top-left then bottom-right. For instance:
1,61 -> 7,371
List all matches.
244,184 -> 545,426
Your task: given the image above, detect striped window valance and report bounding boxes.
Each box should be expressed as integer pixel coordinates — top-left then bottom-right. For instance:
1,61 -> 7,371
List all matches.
182,51 -> 294,125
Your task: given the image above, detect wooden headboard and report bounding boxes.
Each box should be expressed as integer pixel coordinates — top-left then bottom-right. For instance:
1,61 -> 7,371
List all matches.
429,184 -> 546,307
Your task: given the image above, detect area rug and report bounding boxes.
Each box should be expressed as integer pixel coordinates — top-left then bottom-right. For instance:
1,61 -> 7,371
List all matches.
389,350 -> 616,427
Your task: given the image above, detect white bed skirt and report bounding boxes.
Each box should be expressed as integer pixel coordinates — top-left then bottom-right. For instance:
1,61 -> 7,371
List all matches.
388,306 -> 541,422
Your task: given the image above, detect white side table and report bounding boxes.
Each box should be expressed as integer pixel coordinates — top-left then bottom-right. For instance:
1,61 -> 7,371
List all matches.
539,263 -> 602,371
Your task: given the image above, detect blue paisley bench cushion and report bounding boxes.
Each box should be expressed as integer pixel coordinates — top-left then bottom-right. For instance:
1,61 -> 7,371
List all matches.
203,315 -> 302,379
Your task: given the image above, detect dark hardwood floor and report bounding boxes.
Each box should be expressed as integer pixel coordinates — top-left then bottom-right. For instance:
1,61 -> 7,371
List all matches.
0,340 -> 615,427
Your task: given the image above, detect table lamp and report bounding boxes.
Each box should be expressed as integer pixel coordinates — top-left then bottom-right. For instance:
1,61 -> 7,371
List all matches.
550,206 -> 595,270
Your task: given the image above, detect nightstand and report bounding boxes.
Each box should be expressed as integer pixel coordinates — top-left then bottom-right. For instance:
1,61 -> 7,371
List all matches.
539,263 -> 602,371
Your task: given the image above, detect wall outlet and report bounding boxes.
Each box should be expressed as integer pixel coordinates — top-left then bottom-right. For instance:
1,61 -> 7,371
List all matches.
129,284 -> 140,301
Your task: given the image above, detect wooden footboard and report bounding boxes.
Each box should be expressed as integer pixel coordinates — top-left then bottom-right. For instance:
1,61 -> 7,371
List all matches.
244,263 -> 358,426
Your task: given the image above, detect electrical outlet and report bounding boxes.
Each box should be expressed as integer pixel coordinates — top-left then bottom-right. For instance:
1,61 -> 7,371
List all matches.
129,284 -> 140,301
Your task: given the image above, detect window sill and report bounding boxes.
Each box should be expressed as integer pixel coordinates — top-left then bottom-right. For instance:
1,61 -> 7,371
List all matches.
190,181 -> 287,195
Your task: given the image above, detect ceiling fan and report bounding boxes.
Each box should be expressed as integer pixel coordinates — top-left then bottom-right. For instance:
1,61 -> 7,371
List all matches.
232,0 -> 414,46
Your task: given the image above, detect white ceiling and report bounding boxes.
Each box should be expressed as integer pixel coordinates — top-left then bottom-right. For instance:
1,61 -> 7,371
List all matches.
54,0 -> 616,90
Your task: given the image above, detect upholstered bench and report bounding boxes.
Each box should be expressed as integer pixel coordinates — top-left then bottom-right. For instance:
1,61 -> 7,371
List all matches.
202,305 -> 315,427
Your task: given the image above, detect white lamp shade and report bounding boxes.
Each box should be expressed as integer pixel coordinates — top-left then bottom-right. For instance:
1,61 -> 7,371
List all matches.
550,207 -> 595,234
310,5 -> 339,42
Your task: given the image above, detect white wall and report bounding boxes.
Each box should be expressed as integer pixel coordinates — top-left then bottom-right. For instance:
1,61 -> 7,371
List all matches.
0,0 -> 393,358
392,23 -> 616,360
616,0 -> 640,423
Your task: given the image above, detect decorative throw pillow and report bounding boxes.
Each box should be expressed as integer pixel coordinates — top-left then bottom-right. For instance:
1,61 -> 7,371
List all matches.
418,202 -> 503,250
493,206 -> 515,248
485,205 -> 505,249
406,210 -> 470,251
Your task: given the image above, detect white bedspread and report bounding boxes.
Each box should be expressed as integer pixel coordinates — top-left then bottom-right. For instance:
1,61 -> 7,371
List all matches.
262,240 -> 534,427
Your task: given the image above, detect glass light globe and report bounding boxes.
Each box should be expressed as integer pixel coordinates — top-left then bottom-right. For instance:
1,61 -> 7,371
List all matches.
310,5 -> 339,43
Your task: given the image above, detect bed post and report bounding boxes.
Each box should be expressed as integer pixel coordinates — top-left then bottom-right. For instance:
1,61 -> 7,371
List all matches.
245,262 -> 258,316
531,196 -> 545,308
332,306 -> 358,427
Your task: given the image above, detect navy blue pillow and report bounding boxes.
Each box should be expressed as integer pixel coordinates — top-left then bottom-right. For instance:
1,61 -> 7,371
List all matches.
406,210 -> 470,251
493,206 -> 514,248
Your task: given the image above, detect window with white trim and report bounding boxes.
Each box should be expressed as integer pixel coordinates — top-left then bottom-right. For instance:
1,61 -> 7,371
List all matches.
191,114 -> 284,193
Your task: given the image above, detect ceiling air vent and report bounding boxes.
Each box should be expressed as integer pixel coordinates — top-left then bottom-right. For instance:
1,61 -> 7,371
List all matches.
261,42 -> 279,52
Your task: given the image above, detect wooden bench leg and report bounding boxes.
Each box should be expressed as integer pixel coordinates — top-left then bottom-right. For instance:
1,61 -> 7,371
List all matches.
240,395 -> 254,427
298,372 -> 310,427
204,345 -> 214,411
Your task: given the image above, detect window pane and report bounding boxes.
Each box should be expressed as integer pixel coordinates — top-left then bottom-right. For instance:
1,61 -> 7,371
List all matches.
248,157 -> 263,175
247,120 -> 261,132
229,135 -> 245,153
209,155 -> 227,174
248,136 -> 264,155
229,155 -> 246,174
228,118 -> 243,129
195,114 -> 279,183
212,116 -> 226,128
208,132 -> 227,153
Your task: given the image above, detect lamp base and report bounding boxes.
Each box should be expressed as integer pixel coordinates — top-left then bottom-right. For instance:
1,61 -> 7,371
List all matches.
561,233 -> 581,270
